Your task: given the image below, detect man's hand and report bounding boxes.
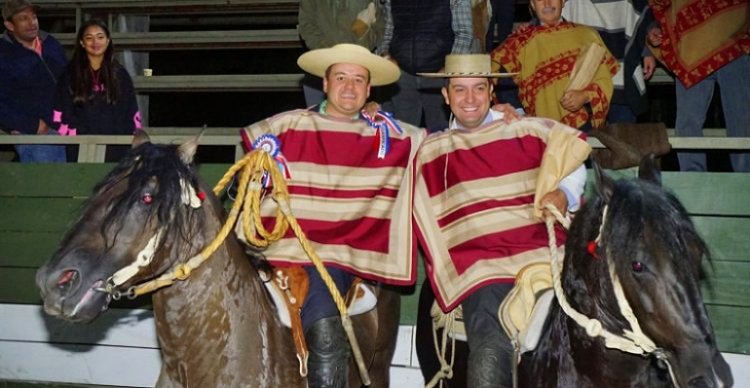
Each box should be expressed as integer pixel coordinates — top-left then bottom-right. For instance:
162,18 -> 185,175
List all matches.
643,56 -> 656,80
540,189 -> 568,219
647,27 -> 663,47
491,103 -> 521,123
560,90 -> 588,112
363,101 -> 381,117
513,22 -> 530,33
382,53 -> 398,67
352,2 -> 376,38
36,119 -> 49,135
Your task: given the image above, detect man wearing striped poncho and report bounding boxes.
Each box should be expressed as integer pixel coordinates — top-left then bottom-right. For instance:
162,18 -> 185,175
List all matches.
240,43 -> 425,388
415,53 -> 591,387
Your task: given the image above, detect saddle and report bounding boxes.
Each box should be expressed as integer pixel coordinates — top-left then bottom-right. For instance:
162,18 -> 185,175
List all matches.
498,263 -> 554,355
430,262 -> 554,355
261,266 -> 378,376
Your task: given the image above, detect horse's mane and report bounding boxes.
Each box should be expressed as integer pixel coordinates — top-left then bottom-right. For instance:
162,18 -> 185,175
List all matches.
604,178 -> 709,276
564,176 -> 710,332
69,142 -> 206,257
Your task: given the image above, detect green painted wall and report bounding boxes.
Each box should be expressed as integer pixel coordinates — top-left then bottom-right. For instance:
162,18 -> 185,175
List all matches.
1,164 -> 748,353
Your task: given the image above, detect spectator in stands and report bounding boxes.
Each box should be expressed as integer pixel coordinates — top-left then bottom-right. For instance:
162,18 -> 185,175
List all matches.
52,19 -> 141,162
0,0 -> 67,162
647,0 -> 750,172
415,53 -> 589,388
491,0 -> 619,131
563,0 -> 656,123
239,43 -> 425,388
298,0 -> 385,107
377,0 -> 475,132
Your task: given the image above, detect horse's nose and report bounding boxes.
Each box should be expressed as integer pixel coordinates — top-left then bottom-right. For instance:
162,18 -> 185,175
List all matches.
55,269 -> 81,294
38,267 -> 82,297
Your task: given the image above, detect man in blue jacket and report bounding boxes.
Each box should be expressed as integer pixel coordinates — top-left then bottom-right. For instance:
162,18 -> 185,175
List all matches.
1,0 -> 67,162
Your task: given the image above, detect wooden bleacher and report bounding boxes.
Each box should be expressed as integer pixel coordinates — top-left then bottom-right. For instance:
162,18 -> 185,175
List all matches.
38,0 -> 676,96
53,29 -> 303,50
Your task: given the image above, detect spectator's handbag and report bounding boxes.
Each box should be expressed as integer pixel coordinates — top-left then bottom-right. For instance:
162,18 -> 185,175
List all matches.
591,122 -> 672,170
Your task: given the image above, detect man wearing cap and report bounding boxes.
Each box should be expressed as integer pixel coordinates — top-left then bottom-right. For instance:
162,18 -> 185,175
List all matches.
239,43 -> 424,388
414,54 -> 590,387
1,0 -> 67,162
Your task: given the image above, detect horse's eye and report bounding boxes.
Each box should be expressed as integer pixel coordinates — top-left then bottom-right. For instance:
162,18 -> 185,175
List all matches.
632,261 -> 644,272
142,193 -> 153,204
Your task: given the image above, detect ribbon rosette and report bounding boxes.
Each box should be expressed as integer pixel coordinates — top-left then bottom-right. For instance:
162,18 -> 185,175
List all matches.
361,109 -> 404,159
252,134 -> 291,187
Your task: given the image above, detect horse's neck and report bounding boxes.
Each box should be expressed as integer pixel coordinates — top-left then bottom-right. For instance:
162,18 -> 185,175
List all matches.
527,303 -> 654,386
150,201 -> 297,386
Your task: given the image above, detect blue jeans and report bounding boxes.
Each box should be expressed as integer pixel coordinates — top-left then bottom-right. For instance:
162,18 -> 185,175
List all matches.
382,71 -> 448,132
607,103 -> 638,124
301,265 -> 353,330
675,54 -> 750,172
14,133 -> 66,163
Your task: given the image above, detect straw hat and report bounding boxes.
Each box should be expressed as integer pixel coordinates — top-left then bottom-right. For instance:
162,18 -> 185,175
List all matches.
297,43 -> 400,86
418,54 -> 514,78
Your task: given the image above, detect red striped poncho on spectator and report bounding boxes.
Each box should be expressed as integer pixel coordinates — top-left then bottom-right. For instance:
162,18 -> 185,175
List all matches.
241,109 -> 425,285
414,117 -> 591,311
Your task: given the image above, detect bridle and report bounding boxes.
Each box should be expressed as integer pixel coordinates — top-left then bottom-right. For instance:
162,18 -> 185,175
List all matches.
545,203 -> 681,387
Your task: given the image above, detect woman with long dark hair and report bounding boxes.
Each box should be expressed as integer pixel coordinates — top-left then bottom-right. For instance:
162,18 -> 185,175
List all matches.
53,19 -> 141,159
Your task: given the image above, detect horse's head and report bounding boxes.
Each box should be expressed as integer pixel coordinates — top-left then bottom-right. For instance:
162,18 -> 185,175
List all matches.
36,131 -> 209,323
577,156 -> 732,387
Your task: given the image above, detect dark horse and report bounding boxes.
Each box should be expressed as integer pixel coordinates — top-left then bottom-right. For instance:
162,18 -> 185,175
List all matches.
36,132 -> 400,387
416,157 -> 733,387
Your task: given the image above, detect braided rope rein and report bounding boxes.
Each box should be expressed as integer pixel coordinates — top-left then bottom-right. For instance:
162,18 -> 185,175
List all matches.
425,308 -> 458,388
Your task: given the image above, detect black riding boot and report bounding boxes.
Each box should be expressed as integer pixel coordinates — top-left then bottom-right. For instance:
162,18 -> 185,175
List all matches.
464,284 -> 515,388
467,345 -> 512,388
305,316 -> 350,388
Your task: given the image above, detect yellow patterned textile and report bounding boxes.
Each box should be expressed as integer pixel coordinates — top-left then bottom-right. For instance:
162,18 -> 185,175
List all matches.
492,22 -> 619,129
648,0 -> 750,88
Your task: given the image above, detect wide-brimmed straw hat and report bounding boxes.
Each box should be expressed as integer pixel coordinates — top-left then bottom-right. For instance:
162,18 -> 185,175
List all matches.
418,54 -> 514,78
297,43 -> 400,86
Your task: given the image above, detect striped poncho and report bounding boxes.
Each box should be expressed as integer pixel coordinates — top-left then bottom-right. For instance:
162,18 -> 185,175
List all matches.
241,109 -> 425,285
413,117 -> 591,311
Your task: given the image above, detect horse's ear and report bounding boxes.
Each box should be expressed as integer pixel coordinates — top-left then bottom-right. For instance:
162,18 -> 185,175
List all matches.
637,154 -> 662,186
177,130 -> 204,165
132,130 -> 151,148
593,160 -> 615,203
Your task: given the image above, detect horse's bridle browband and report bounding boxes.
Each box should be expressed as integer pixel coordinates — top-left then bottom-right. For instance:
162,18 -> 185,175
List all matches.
545,204 -> 681,388
95,178 -> 205,300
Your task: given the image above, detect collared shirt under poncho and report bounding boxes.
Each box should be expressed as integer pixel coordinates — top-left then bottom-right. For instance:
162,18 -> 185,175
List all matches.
492,21 -> 619,129
241,109 -> 425,285
413,117 -> 591,311
648,0 -> 750,88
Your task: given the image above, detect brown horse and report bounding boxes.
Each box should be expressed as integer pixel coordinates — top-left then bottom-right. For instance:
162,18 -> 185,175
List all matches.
36,132 -> 400,387
416,157 -> 733,387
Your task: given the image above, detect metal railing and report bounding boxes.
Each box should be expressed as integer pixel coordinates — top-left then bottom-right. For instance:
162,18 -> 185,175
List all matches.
1,128 -> 747,163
